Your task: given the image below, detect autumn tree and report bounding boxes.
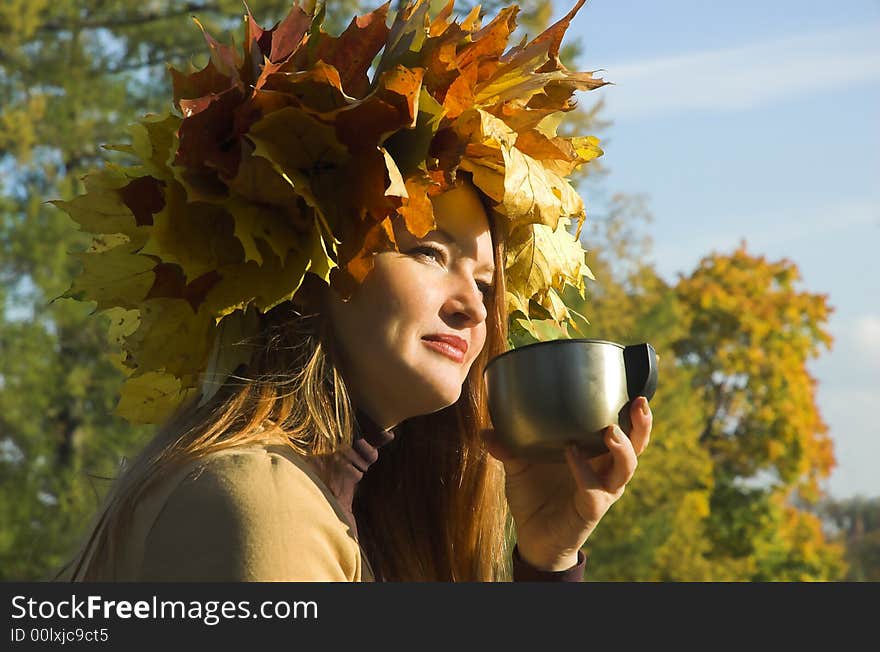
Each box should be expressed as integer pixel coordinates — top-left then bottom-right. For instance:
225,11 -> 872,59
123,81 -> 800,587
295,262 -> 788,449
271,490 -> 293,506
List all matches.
672,244 -> 845,580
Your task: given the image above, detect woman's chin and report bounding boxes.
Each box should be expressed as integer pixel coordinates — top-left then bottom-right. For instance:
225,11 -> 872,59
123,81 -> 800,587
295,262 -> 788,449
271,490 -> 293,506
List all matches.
400,382 -> 463,418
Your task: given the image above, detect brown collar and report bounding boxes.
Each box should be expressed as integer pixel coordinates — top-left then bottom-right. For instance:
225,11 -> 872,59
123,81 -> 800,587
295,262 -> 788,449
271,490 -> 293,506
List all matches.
310,409 -> 396,542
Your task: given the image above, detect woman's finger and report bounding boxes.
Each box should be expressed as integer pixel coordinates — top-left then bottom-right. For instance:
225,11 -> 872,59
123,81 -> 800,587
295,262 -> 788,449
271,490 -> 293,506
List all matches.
601,425 -> 638,491
586,449 -> 614,477
628,397 -> 653,456
564,445 -> 605,493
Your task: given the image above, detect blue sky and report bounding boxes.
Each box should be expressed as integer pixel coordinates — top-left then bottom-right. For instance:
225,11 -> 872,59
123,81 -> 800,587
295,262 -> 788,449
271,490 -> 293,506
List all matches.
555,0 -> 880,498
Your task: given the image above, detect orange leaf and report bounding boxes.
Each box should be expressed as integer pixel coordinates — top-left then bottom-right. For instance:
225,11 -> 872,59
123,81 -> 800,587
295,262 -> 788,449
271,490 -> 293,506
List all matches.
397,174 -> 437,238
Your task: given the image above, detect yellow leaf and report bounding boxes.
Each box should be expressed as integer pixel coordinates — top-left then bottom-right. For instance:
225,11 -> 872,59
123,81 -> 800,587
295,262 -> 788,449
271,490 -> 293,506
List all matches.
102,307 -> 141,349
51,166 -> 144,239
397,173 -> 437,239
571,136 -> 604,164
505,289 -> 530,319
124,297 -> 214,379
240,151 -> 338,249
535,112 -> 565,138
307,220 -> 337,284
115,371 -> 198,425
248,106 -> 348,172
225,197 -> 304,266
459,157 -> 505,204
132,113 -> 181,179
101,113 -> 180,181
461,110 -> 585,229
475,69 -> 568,107
544,287 -> 569,322
138,180 -> 242,282
199,229 -> 323,321
64,241 -> 156,311
504,216 -> 591,315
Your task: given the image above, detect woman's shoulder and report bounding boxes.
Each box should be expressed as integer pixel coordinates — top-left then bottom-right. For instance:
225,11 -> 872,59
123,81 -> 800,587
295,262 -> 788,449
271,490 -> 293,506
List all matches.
136,443 -> 366,581
180,444 -> 337,510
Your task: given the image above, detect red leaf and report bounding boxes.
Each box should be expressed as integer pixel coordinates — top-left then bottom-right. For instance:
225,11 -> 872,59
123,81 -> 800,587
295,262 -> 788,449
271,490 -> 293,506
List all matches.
193,17 -> 242,82
314,1 -> 391,98
268,4 -> 312,63
147,263 -> 221,312
170,60 -> 231,108
175,86 -> 246,179
333,66 -> 424,153
118,176 -> 166,227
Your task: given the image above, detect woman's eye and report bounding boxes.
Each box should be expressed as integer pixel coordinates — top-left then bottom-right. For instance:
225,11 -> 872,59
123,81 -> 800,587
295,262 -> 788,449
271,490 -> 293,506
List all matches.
411,245 -> 494,298
412,245 -> 446,264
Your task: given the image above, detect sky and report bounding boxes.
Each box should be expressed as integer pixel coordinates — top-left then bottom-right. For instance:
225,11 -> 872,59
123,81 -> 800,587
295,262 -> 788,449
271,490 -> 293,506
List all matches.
556,0 -> 880,498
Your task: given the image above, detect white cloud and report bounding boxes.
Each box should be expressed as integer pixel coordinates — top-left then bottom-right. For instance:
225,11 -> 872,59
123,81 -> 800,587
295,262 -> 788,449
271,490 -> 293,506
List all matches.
595,24 -> 880,120
854,315 -> 880,367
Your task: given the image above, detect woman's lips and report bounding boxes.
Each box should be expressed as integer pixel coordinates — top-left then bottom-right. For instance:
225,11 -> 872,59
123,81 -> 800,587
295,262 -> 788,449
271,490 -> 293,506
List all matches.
421,337 -> 466,363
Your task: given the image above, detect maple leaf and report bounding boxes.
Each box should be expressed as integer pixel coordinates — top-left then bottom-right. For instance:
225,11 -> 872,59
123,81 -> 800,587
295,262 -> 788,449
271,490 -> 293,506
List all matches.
504,216 -> 594,327
456,109 -> 586,231
63,240 -> 155,312
56,0 -> 608,423
115,371 -> 198,425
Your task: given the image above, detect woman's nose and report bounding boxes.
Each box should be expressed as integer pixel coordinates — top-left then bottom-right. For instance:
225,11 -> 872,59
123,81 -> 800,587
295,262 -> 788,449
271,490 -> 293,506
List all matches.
443,274 -> 488,326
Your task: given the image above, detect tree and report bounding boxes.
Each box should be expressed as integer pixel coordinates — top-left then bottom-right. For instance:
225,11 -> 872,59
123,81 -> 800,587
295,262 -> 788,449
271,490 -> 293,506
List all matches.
820,496 -> 880,581
672,245 -> 845,580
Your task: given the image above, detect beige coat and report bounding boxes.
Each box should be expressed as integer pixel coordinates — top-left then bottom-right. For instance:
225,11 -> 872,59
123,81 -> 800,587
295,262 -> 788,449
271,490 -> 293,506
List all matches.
74,446 -> 375,582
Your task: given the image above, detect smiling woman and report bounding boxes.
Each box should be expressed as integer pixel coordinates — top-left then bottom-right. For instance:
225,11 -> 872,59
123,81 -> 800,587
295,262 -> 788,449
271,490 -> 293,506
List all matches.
327,181 -> 498,423
51,0 -> 651,582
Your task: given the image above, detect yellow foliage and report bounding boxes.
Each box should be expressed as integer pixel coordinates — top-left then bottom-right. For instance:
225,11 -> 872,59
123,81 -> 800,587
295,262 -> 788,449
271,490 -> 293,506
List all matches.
675,244 -> 835,501
55,0 -> 606,423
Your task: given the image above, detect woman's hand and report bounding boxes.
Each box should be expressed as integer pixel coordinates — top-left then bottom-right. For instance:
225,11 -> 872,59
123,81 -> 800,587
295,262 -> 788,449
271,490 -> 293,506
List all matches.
482,397 -> 653,571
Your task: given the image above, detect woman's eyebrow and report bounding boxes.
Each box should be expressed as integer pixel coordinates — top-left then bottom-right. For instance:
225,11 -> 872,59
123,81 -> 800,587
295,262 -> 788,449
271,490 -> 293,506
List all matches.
425,228 -> 455,244
426,228 -> 495,275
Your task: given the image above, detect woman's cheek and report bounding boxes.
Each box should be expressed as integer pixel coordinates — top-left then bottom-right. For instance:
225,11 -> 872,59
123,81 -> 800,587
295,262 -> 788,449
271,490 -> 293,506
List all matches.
469,327 -> 487,366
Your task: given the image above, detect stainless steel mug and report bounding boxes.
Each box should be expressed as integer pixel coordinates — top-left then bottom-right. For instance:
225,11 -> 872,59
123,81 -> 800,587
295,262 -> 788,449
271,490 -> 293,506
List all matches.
483,339 -> 658,461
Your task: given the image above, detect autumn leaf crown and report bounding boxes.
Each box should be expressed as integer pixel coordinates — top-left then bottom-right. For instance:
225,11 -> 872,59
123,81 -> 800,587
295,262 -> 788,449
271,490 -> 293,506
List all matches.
56,0 -> 607,424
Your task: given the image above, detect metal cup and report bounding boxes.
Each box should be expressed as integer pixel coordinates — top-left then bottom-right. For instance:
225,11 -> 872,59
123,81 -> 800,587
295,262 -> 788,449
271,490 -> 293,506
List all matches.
483,339 -> 658,461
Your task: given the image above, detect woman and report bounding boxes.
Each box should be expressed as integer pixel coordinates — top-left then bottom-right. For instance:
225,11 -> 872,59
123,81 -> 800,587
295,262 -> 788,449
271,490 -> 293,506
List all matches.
53,0 -> 652,582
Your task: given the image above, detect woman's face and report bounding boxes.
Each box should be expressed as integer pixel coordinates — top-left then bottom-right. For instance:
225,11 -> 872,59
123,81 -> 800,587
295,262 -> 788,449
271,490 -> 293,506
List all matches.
326,182 -> 497,429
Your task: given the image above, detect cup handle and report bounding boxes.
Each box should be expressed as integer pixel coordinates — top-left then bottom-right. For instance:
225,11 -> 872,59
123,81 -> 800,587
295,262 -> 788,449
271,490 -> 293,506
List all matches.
623,343 -> 658,401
